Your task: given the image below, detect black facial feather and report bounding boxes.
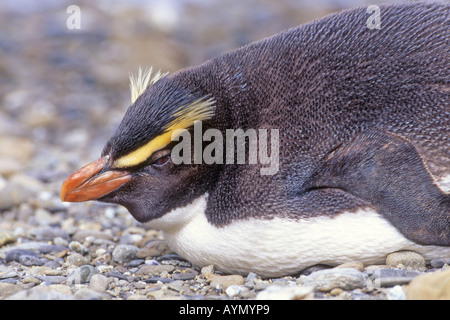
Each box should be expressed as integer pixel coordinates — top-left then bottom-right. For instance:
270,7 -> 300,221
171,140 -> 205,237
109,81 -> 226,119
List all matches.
102,78 -> 205,161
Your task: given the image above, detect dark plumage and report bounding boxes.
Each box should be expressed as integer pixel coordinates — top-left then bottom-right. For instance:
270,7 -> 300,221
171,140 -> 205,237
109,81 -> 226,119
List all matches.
62,2 -> 449,276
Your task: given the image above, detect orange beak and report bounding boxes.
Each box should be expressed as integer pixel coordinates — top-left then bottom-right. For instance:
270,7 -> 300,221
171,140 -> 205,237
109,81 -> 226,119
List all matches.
60,156 -> 132,202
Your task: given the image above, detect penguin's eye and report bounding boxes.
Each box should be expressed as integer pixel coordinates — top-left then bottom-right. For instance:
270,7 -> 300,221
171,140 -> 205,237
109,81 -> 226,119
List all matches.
152,155 -> 171,167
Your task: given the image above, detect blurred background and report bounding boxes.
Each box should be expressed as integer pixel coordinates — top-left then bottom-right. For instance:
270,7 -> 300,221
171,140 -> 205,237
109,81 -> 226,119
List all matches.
0,0 -> 406,214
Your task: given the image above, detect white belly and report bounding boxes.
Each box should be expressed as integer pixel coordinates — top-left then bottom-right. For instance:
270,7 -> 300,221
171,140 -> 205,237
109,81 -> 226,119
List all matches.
147,194 -> 450,277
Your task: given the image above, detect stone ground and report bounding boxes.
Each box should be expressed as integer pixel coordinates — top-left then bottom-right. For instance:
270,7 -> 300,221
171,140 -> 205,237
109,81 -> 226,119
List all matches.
0,0 -> 449,300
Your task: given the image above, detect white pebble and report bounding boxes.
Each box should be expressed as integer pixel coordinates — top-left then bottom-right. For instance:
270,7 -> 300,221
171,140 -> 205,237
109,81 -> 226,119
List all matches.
226,284 -> 244,297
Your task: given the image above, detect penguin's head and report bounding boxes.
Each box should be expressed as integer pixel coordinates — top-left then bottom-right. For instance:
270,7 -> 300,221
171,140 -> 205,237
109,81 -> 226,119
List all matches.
60,68 -> 216,223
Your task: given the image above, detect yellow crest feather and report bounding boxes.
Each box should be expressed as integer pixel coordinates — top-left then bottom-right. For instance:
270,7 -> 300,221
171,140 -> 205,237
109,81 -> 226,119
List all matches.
113,97 -> 215,169
129,67 -> 168,104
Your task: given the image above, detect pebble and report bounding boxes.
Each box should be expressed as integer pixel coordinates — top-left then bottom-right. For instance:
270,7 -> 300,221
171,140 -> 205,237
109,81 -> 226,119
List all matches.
112,244 -> 139,264
0,266 -> 18,279
172,271 -> 198,280
67,252 -> 90,266
385,251 -> 426,270
38,244 -> 68,254
136,264 -> 175,276
68,241 -> 89,255
39,275 -> 67,285
404,268 -> 450,300
26,266 -> 62,277
33,227 -> 70,242
429,258 -> 450,268
89,274 -> 109,292
74,288 -> 106,300
136,240 -> 172,258
209,274 -> 245,290
300,268 -> 367,292
256,285 -> 314,300
225,284 -> 245,297
335,261 -> 364,272
5,285 -> 74,300
0,231 -> 15,247
201,264 -> 215,278
368,268 -> 422,288
67,265 -> 96,285
72,230 -> 113,242
386,285 -> 407,300
5,249 -> 39,263
19,255 -> 47,266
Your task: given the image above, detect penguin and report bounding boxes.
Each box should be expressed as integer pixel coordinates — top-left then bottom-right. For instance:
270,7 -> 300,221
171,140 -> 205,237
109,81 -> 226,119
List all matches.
61,2 -> 450,277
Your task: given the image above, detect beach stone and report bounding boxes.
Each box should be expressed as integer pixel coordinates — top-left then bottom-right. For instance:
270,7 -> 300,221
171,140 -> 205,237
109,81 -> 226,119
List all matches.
301,268 -> 367,292
0,283 -> 27,299
201,265 -> 215,278
72,230 -> 113,242
26,266 -> 63,277
18,254 -> 47,266
74,288 -> 106,300
21,276 -> 41,285
136,240 -> 172,258
225,284 -> 245,297
135,264 -> 175,276
5,284 -> 74,300
335,261 -> 364,272
0,231 -> 15,247
68,241 -> 89,255
33,227 -> 70,242
172,270 -> 198,280
0,265 -> 18,279
112,244 -> 139,264
429,258 -> 450,268
386,285 -> 407,300
67,265 -> 96,285
405,269 -> 450,300
67,252 -> 90,266
89,274 -> 109,292
0,178 -> 34,210
5,249 -> 38,263
38,244 -> 68,254
256,285 -> 314,300
38,276 -> 67,285
126,294 -> 148,300
386,251 -> 426,270
368,268 -> 422,287
209,274 -> 245,290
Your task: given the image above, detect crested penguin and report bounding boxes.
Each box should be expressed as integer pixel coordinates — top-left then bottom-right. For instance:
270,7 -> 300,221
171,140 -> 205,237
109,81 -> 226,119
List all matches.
61,2 -> 450,277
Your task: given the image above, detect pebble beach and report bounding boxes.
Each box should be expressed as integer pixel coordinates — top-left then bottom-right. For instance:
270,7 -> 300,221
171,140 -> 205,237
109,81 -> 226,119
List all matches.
0,0 -> 449,301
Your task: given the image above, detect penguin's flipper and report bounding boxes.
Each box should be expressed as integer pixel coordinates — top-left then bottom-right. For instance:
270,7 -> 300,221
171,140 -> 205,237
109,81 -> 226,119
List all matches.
311,130 -> 449,246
